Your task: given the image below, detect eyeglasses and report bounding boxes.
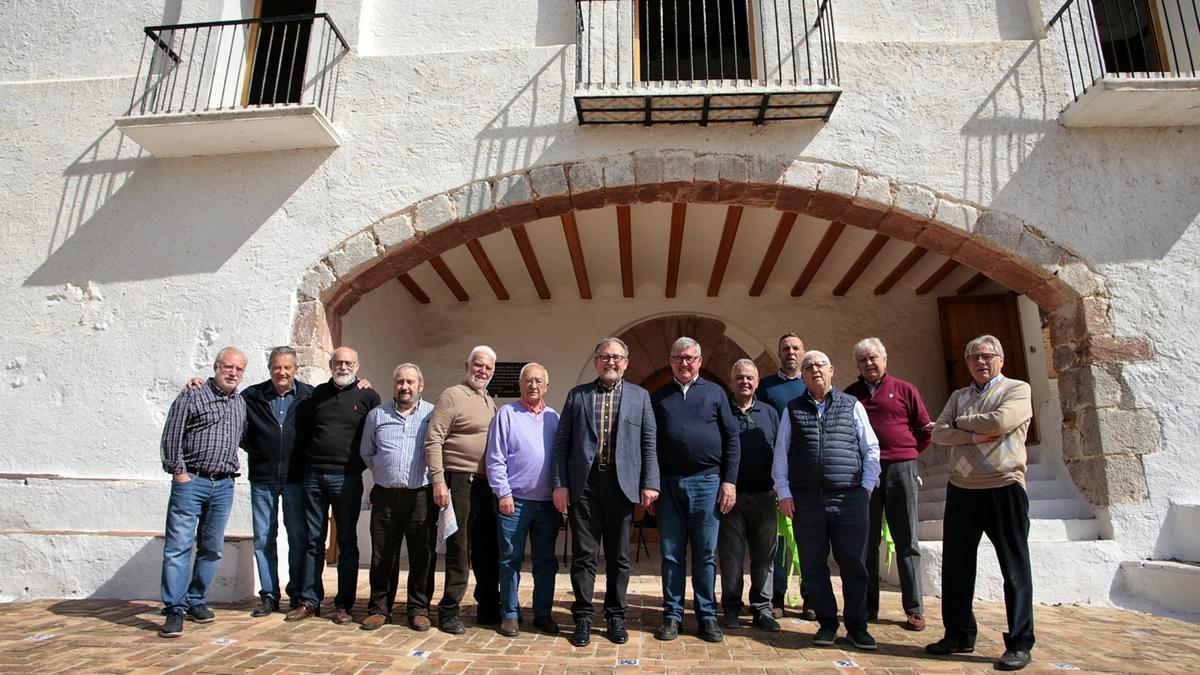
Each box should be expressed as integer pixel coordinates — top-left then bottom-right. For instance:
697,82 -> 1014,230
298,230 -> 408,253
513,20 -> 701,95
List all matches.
801,362 -> 830,371
331,360 -> 357,367
522,378 -> 547,386
595,354 -> 627,363
670,355 -> 700,364
966,353 -> 1000,363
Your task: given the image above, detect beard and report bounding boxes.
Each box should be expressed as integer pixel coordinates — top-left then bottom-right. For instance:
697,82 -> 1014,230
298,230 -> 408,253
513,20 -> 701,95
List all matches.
332,372 -> 355,387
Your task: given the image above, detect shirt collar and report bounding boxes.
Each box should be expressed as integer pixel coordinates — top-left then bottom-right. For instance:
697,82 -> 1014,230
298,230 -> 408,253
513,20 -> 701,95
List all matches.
207,378 -> 238,398
595,378 -> 623,392
520,398 -> 546,415
972,373 -> 1005,393
777,370 -> 803,381
266,383 -> 296,399
730,395 -> 758,415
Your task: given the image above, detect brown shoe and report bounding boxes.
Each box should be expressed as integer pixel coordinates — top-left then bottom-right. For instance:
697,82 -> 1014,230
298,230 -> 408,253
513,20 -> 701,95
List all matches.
332,608 -> 353,625
284,604 -> 320,622
904,612 -> 927,631
360,614 -> 389,631
408,615 -> 431,632
498,617 -> 519,637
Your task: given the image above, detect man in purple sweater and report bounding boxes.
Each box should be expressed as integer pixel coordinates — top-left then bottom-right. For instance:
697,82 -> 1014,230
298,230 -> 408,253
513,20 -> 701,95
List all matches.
843,338 -> 932,632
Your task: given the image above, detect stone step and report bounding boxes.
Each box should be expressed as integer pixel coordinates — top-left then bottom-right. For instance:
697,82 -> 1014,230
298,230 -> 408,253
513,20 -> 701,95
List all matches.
919,477 -> 1068,504
918,496 -> 1093,522
879,539 -> 1123,605
916,517 -> 1101,542
1114,560 -> 1200,617
0,530 -> 255,602
917,461 -> 1057,486
1157,501 -> 1200,563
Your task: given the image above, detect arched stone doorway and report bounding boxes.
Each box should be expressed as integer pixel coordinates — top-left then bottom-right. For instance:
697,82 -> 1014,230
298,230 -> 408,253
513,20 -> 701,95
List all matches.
612,313 -> 775,393
289,151 -> 1156,513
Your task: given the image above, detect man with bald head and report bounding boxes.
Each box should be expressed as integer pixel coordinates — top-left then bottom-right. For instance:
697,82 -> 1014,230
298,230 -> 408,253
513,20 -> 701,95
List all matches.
288,347 -> 380,624
158,347 -> 248,638
773,350 -> 880,651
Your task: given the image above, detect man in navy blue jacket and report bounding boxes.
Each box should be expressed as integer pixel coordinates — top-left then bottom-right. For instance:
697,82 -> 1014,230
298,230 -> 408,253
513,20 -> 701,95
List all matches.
651,337 -> 740,644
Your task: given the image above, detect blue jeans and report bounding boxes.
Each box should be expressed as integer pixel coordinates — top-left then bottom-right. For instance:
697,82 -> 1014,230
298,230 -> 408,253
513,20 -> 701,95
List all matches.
160,475 -> 235,614
657,473 -> 721,622
250,481 -> 306,605
496,498 -> 559,620
300,470 -> 364,609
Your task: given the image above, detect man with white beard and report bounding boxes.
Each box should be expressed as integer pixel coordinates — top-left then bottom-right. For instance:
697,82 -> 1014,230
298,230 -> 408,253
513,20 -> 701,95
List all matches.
287,347 -> 380,625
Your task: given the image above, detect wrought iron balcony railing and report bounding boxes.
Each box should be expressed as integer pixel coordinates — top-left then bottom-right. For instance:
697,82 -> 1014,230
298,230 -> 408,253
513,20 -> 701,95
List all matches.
574,0 -> 841,125
128,13 -> 349,119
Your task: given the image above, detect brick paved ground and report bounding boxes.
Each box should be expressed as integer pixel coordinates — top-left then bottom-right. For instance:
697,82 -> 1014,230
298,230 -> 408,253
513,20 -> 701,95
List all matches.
1,559 -> 1197,674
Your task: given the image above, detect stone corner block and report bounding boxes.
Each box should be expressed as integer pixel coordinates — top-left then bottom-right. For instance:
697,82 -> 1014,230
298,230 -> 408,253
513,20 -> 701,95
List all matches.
452,181 -> 495,221
493,173 -> 535,207
892,183 -> 938,220
1057,363 -> 1124,411
816,164 -> 860,198
1066,455 -> 1149,506
327,231 -> 381,279
413,194 -> 456,233
291,300 -> 333,353
373,212 -> 414,249
529,164 -> 569,199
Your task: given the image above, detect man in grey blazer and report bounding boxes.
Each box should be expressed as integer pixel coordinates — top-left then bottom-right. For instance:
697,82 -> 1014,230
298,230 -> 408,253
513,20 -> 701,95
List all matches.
553,337 -> 660,647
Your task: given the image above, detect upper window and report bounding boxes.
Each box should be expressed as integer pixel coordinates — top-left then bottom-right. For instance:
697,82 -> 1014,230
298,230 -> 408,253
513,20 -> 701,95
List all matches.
246,0 -> 318,105
638,0 -> 754,82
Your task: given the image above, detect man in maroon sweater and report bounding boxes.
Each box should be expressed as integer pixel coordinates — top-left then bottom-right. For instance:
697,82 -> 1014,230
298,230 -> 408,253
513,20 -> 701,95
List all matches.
844,338 -> 932,632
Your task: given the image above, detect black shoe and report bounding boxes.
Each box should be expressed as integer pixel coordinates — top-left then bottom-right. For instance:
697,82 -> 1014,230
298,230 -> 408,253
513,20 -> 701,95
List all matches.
159,612 -> 184,638
655,618 -> 679,641
812,625 -> 837,646
925,637 -> 975,655
475,611 -> 501,626
186,605 -> 215,623
996,649 -> 1032,671
533,615 -> 559,635
698,617 -> 724,643
569,620 -> 592,647
250,597 -> 277,618
752,613 -> 782,632
607,617 -> 628,644
439,614 -> 466,635
720,610 -> 741,629
800,604 -> 817,621
771,592 -> 785,619
848,627 -> 877,651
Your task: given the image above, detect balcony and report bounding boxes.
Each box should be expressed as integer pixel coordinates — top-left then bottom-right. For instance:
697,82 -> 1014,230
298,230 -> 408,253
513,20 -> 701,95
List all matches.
574,0 -> 841,126
116,14 -> 349,157
1050,0 -> 1200,127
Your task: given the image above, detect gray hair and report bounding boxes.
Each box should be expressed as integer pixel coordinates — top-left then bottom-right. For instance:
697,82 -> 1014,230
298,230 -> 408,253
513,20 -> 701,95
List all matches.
213,347 -> 246,367
670,336 -> 701,357
393,362 -> 424,382
593,337 -> 629,358
466,345 -> 498,364
730,358 -> 758,379
801,350 -> 831,367
519,362 -> 548,384
964,334 -> 1004,360
268,346 -> 297,365
852,337 -> 887,360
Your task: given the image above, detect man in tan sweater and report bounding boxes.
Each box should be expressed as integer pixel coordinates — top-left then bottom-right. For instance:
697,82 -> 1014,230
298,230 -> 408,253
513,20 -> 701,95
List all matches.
925,334 -> 1034,672
426,346 -> 499,634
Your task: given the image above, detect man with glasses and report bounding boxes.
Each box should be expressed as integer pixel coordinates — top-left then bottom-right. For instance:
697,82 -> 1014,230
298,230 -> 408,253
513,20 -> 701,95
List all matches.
844,337 -> 932,632
926,335 -> 1034,672
553,338 -> 658,647
652,337 -> 740,643
717,359 -> 781,632
773,351 -> 880,651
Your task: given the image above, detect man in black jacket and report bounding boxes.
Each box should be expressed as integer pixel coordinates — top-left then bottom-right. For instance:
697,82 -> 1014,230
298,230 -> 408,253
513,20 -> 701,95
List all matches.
241,346 -> 315,617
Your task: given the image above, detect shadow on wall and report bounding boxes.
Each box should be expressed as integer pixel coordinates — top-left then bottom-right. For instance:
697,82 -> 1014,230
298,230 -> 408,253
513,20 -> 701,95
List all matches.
961,39 -> 1200,265
25,126 -> 335,287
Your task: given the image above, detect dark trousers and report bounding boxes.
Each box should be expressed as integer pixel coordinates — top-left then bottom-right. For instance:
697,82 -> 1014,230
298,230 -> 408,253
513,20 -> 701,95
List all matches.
867,459 -> 923,616
437,472 -> 501,617
367,484 -> 436,618
300,469 -> 363,610
941,482 -> 1035,652
791,487 -> 870,631
568,468 -> 635,621
718,489 -> 778,616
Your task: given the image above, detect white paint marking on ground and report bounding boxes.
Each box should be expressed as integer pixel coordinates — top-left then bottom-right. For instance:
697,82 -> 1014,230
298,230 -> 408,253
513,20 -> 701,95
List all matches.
617,658 -> 639,667
834,660 -> 859,668
409,650 -> 431,658
213,638 -> 236,646
25,634 -> 56,641
1052,664 -> 1080,670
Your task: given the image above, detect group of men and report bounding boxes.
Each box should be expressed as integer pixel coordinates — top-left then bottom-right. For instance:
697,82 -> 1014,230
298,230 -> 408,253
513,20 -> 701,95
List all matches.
158,331 -> 1035,671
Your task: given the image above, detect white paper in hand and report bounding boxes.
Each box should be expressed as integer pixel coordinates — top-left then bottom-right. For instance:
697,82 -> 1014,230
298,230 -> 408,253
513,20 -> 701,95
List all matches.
436,502 -> 458,553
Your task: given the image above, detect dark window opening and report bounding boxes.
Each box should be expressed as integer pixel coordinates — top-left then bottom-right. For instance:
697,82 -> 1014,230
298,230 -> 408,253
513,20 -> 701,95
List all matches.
247,0 -> 317,105
638,0 -> 753,82
1091,0 -> 1162,73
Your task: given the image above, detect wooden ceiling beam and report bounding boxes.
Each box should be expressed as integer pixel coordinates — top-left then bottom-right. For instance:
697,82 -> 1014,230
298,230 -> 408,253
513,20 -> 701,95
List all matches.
560,212 -> 592,300
833,233 -> 889,296
750,211 -> 797,297
428,255 -> 469,302
511,224 -> 551,300
707,205 -> 743,297
915,259 -> 960,295
791,221 -> 845,296
396,273 -> 430,304
618,205 -> 634,298
874,245 -> 928,295
956,271 -> 989,295
465,239 -> 509,301
665,203 -> 686,298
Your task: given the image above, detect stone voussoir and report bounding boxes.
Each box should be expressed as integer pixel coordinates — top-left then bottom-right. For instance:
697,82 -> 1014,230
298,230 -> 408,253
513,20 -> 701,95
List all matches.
661,149 -> 697,183
373,212 -> 414,249
327,231 -> 382,280
972,210 -> 1024,254
298,262 -> 337,301
529,164 -> 569,199
452,180 -> 495,222
816,164 -> 860,199
492,172 -> 535,207
413,194 -> 456,233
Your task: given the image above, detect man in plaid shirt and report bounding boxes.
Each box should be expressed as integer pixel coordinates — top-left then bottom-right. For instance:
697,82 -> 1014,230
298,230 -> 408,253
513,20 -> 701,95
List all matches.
158,346 -> 248,638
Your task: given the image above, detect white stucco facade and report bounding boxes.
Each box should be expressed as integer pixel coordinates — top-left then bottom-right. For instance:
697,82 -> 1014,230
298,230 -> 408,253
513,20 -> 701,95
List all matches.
1,0 -> 1197,614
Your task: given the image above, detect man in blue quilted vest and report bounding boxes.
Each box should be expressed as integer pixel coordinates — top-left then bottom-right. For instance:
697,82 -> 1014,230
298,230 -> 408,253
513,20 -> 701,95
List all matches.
773,350 -> 880,651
